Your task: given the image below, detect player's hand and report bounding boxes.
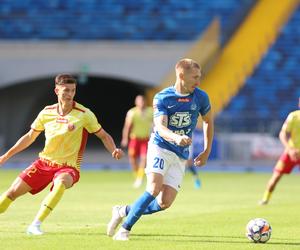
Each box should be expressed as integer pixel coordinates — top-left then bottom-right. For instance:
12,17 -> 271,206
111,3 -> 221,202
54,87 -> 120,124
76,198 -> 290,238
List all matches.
112,148 -> 124,160
175,135 -> 192,146
121,138 -> 128,148
287,147 -> 300,161
194,151 -> 209,167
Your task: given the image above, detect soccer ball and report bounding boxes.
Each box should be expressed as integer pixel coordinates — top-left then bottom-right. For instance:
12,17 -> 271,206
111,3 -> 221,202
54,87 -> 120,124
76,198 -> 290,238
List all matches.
246,218 -> 272,243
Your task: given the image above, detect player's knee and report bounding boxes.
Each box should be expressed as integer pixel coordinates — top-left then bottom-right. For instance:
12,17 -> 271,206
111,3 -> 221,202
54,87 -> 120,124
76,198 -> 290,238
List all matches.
157,200 -> 171,210
147,187 -> 161,197
5,190 -> 18,201
54,175 -> 73,188
54,179 -> 69,189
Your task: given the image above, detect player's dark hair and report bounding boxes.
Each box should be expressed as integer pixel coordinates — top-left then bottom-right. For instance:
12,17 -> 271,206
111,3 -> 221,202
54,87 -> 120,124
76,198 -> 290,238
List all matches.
55,73 -> 77,85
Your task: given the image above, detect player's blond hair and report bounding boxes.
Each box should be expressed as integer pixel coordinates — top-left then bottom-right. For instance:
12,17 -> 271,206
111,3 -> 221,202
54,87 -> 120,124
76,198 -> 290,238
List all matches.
175,58 -> 201,73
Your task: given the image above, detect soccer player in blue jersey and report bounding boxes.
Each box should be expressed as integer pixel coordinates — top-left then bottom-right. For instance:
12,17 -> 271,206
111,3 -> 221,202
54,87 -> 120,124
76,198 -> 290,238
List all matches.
107,58 -> 214,240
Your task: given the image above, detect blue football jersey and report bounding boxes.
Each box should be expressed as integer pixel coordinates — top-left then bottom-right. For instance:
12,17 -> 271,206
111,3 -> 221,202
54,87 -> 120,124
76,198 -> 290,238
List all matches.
150,86 -> 211,159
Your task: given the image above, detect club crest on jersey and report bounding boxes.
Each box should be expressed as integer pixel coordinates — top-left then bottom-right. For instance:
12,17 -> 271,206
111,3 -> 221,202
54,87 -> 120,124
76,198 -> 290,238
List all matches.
191,103 -> 197,110
169,112 -> 191,128
68,123 -> 75,131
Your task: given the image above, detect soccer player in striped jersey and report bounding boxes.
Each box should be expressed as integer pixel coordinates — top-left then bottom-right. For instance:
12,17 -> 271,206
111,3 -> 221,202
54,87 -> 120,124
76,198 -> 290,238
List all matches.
107,58 -> 214,240
259,98 -> 300,205
121,95 -> 153,188
0,73 -> 123,235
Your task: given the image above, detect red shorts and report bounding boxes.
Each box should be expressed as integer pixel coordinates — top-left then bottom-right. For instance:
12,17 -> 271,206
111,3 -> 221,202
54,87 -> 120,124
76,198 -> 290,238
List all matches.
128,138 -> 149,158
274,152 -> 300,174
19,159 -> 80,195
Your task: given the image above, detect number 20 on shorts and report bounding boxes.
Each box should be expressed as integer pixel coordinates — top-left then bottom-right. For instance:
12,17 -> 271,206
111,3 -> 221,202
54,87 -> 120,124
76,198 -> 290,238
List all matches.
153,157 -> 164,170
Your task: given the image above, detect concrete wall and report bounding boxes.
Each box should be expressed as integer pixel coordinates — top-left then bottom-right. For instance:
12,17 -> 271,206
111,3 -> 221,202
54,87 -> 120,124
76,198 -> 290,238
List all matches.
0,41 -> 191,149
0,41 -> 191,89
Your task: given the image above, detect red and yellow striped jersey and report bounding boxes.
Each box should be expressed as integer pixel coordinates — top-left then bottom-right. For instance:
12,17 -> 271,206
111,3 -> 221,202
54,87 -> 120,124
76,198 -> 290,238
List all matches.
31,102 -> 101,170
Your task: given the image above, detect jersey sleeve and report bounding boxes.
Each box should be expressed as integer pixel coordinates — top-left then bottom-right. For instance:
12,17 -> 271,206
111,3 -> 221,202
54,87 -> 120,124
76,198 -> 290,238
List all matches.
153,94 -> 168,118
199,92 -> 211,116
84,109 -> 102,133
31,110 -> 45,131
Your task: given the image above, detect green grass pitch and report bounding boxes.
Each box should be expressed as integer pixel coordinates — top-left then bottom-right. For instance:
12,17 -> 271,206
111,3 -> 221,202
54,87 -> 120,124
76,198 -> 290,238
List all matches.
0,169 -> 300,250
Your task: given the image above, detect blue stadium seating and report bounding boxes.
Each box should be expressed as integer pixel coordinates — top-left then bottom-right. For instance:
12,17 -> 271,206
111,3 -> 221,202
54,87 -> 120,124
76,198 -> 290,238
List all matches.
0,0 -> 253,40
3,0 -> 298,135
217,7 -> 300,133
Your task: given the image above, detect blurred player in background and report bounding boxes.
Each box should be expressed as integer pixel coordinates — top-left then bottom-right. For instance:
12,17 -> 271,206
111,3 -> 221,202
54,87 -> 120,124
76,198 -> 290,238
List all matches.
0,73 -> 123,235
186,126 -> 205,189
259,98 -> 300,205
107,58 -> 214,240
121,95 -> 153,188
186,143 -> 201,189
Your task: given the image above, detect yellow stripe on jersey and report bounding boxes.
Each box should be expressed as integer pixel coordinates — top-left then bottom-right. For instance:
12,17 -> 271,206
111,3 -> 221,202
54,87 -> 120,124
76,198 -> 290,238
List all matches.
129,107 -> 153,139
284,110 -> 300,149
31,102 -> 101,170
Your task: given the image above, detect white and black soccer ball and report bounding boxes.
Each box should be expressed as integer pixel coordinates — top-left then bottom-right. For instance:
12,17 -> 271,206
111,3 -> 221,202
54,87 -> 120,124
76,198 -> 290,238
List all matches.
246,218 -> 272,243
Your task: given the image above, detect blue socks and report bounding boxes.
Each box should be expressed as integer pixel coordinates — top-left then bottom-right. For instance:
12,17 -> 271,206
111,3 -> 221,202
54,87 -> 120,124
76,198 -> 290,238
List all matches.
142,199 -> 162,215
122,191 -> 159,231
187,165 -> 201,189
125,198 -> 162,216
188,165 -> 198,176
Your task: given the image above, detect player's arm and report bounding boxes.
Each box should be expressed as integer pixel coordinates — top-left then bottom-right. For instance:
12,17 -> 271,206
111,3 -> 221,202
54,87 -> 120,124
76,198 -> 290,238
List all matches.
154,114 -> 191,146
279,120 -> 300,161
0,129 -> 41,166
95,128 -> 124,160
121,110 -> 133,148
194,109 -> 214,166
279,121 -> 291,148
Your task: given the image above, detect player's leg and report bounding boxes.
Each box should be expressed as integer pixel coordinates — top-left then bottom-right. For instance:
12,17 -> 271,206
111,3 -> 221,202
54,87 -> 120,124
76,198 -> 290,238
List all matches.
0,160 -> 44,214
128,153 -> 139,177
134,140 -> 148,188
108,183 -> 177,237
149,158 -> 183,211
27,168 -> 79,235
117,183 -> 178,217
0,177 -> 32,213
128,150 -> 182,215
128,140 -> 140,186
259,171 -> 282,205
112,146 -> 184,240
127,182 -> 178,215
133,156 -> 146,188
112,172 -> 163,240
155,184 -> 177,209
186,158 -> 201,189
110,184 -> 180,240
107,191 -> 162,237
259,153 -> 293,205
107,184 -> 179,237
113,144 -> 169,239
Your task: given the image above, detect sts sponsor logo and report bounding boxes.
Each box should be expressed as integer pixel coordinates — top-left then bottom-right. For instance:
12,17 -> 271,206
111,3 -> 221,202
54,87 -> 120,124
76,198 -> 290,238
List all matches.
169,112 -> 191,128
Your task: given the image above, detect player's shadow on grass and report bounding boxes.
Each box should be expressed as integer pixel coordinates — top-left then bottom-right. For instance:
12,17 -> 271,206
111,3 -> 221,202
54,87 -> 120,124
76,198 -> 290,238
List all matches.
133,233 -> 300,246
47,232 -> 300,246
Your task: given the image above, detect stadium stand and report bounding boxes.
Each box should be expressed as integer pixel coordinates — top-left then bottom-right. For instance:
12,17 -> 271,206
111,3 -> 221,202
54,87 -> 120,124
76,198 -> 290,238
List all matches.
217,5 -> 300,134
0,0 -> 253,41
200,0 -> 298,119
0,0 -> 298,159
